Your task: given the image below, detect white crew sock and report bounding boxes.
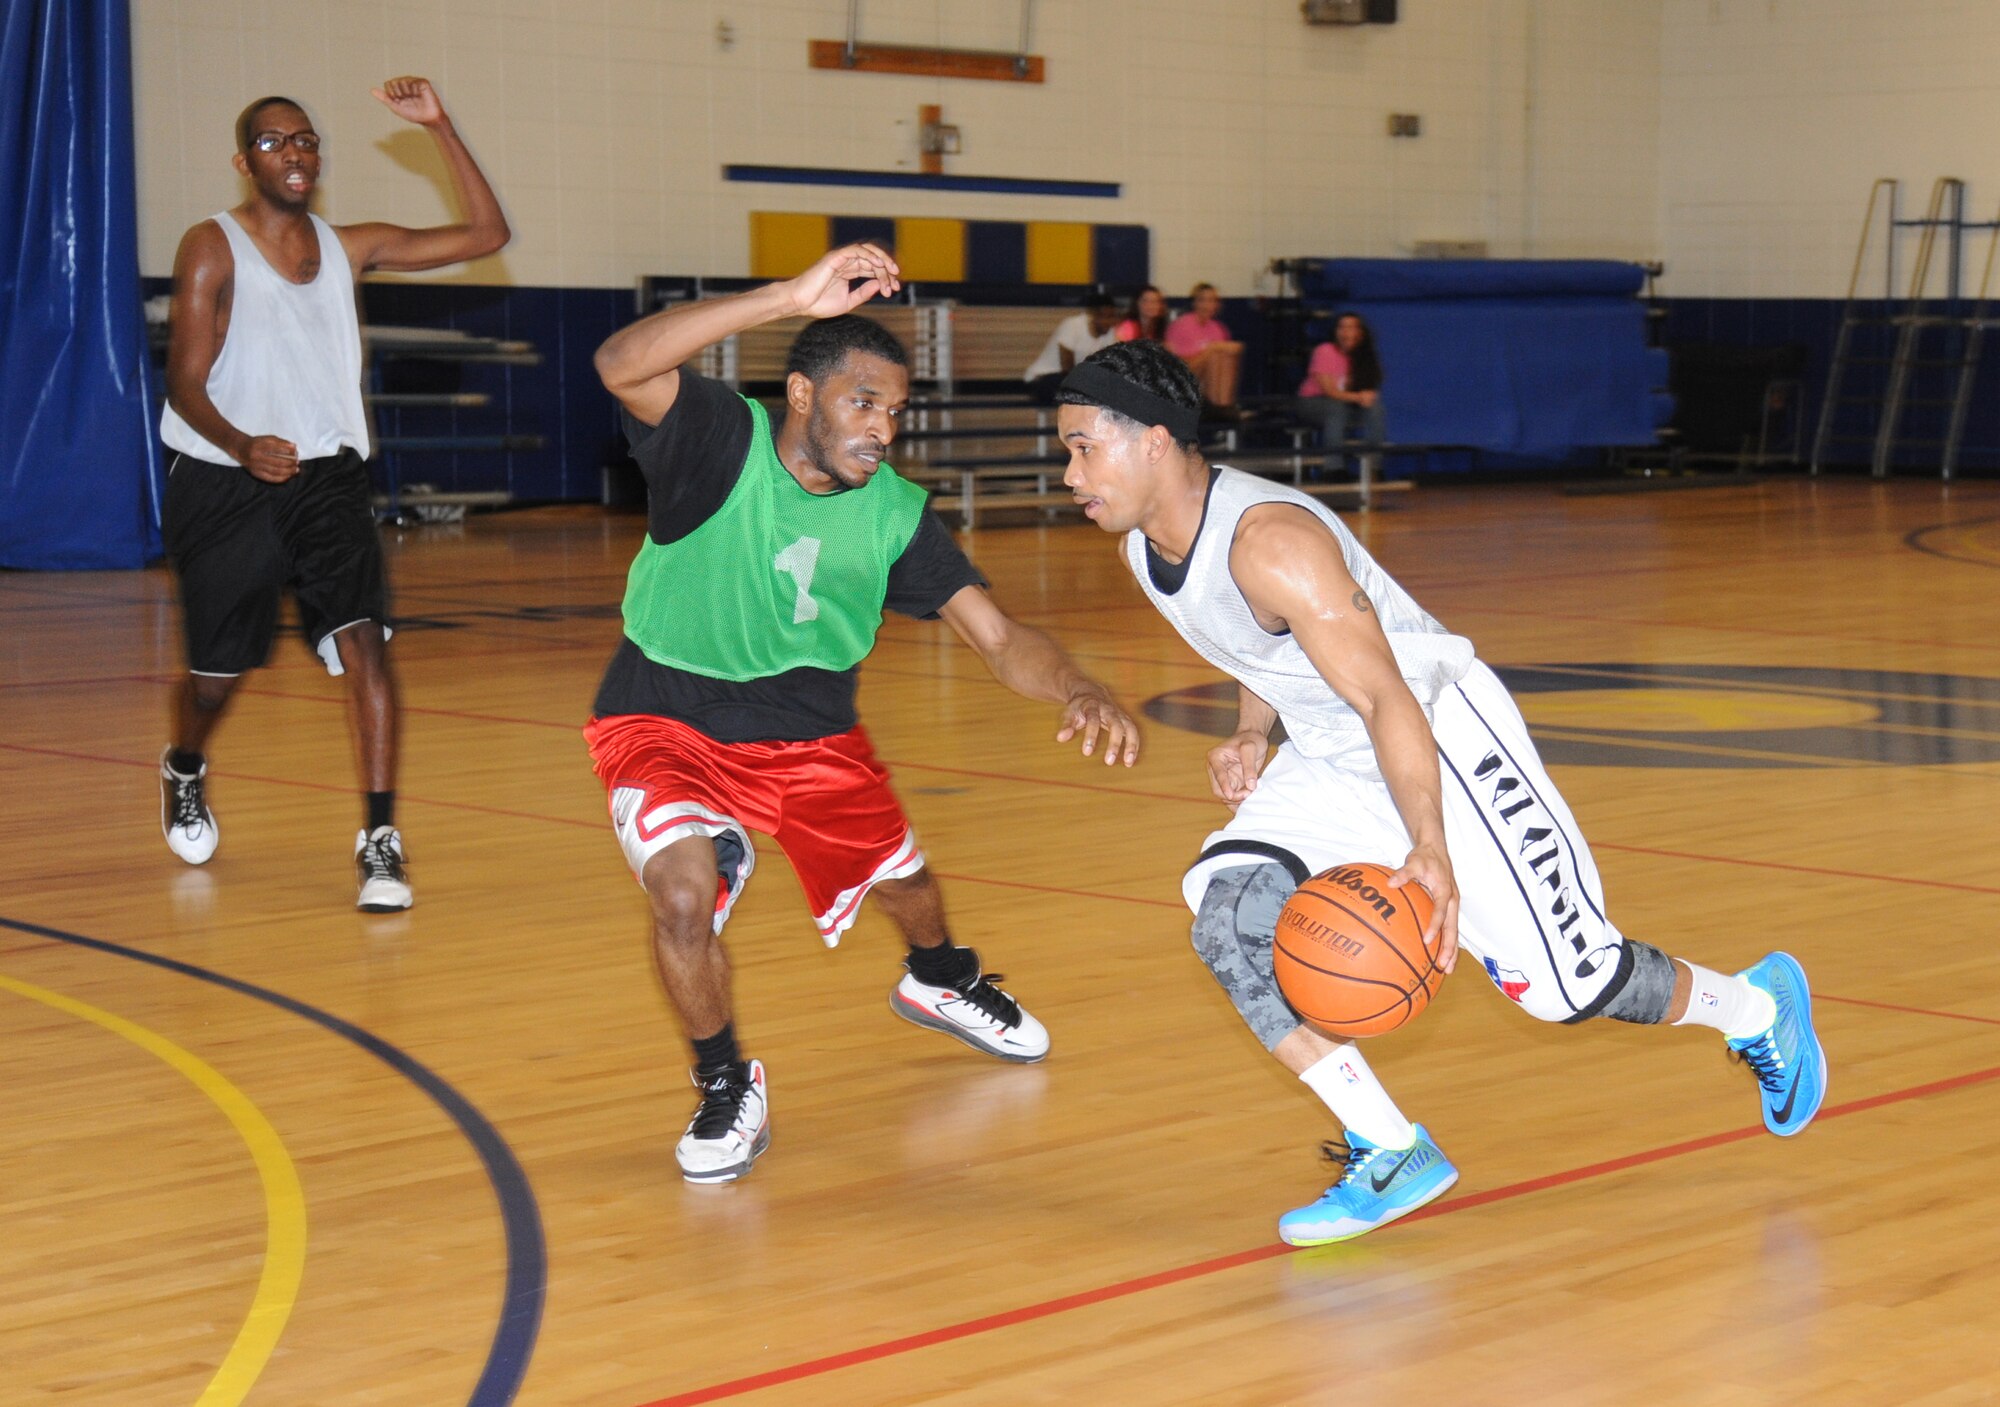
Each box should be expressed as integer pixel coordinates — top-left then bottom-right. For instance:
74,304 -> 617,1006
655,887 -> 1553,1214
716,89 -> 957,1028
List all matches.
1299,1044 -> 1417,1150
1672,961 -> 1777,1041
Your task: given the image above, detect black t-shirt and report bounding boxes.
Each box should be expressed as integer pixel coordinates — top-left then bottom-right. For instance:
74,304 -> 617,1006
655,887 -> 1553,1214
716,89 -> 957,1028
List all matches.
593,371 -> 987,741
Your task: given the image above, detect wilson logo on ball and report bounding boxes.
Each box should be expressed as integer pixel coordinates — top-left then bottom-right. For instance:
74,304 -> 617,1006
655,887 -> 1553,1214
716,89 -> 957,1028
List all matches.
1324,865 -> 1398,921
1273,861 -> 1441,1039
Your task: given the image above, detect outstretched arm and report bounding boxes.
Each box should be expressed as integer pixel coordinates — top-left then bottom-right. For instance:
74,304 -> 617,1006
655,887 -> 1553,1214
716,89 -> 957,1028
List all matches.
593,243 -> 901,425
935,585 -> 1141,766
337,78 -> 510,275
1231,507 -> 1460,968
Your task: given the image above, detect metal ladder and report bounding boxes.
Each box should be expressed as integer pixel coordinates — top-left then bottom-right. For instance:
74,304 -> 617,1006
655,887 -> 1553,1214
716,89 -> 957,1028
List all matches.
1813,178 -> 2000,476
1944,200 -> 2000,479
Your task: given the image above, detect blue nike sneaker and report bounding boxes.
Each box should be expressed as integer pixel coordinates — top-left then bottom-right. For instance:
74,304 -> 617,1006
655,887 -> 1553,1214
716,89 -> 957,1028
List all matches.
1277,1125 -> 1459,1247
1728,952 -> 1827,1137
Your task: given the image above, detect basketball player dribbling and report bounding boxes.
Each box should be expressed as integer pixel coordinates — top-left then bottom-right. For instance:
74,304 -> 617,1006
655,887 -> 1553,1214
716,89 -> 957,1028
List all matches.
158,79 -> 509,910
588,243 -> 1142,1183
1054,341 -> 1826,1245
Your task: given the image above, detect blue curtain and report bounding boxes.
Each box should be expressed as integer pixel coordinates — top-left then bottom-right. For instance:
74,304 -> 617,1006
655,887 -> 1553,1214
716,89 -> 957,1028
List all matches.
1,0 -> 162,569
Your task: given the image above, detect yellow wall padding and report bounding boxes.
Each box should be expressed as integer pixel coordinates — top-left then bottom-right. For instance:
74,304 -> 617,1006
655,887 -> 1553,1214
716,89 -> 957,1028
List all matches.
893,217 -> 967,282
1026,221 -> 1093,285
750,212 -> 832,279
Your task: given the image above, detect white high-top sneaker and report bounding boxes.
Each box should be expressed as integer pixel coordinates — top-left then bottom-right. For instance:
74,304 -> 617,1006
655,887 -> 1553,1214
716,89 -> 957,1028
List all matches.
676,1059 -> 770,1183
160,750 -> 219,865
354,826 -> 413,912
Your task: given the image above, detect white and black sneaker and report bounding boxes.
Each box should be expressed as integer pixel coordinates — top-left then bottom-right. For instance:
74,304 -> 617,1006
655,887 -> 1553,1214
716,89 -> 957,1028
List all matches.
160,749 -> 219,865
676,1059 -> 770,1183
354,826 -> 413,912
892,964 -> 1050,1064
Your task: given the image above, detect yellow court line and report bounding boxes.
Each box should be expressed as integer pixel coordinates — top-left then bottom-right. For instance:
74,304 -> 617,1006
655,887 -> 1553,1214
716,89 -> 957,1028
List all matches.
0,972 -> 306,1407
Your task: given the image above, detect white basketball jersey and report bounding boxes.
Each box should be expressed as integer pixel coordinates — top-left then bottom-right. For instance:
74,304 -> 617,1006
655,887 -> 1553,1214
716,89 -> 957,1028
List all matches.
161,211 -> 370,463
1125,468 -> 1475,766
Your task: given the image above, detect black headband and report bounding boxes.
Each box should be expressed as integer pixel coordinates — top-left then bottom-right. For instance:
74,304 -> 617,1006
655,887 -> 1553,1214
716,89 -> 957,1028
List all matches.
1057,362 -> 1201,443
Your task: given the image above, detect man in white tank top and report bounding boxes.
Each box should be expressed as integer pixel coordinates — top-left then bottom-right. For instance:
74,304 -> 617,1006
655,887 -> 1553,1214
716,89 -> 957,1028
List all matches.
158,79 -> 509,912
1052,342 -> 1827,1246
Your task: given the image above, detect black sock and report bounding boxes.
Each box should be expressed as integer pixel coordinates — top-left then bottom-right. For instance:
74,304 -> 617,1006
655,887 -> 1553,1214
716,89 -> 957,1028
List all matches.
366,790 -> 395,832
908,942 -> 978,988
168,747 -> 205,776
691,1023 -> 743,1077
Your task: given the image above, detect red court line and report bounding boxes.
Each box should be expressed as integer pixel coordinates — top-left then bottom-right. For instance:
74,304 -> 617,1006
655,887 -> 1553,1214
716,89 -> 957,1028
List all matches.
220,688 -> 1214,805
0,741 -> 1177,913
0,672 -> 165,692
186,698 -> 2000,900
12,708 -> 2000,906
630,1060 -> 2000,1407
1590,840 -> 2000,899
1818,993 -> 2000,1027
1447,602 -> 2000,657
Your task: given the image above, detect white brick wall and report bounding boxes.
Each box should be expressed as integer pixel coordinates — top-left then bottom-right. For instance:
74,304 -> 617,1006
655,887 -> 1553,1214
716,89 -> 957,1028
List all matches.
133,0 -> 1667,291
1660,0 -> 2000,298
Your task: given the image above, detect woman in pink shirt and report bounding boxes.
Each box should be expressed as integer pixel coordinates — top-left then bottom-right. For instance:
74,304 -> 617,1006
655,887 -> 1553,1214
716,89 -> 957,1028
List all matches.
1114,285 -> 1169,344
1164,282 -> 1244,410
1295,311 -> 1385,477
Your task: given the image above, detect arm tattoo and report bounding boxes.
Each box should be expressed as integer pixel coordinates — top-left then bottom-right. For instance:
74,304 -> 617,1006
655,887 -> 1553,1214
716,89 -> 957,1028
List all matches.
1352,589 -> 1373,614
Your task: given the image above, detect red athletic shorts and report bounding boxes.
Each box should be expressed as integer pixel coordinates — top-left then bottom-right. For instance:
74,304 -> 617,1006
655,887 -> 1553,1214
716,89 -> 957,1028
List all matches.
584,713 -> 925,946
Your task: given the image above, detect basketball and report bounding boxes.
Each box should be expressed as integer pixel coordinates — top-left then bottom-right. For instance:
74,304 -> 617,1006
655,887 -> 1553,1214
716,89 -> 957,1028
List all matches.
1273,863 -> 1443,1038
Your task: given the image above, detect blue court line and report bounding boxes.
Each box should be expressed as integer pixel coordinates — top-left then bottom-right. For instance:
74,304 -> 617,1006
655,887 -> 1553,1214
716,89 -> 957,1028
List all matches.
0,915 -> 545,1407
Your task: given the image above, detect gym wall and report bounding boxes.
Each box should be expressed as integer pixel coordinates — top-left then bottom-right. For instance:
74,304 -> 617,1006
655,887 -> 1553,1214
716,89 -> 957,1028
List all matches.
1659,0 -> 2000,300
130,0 -> 1662,294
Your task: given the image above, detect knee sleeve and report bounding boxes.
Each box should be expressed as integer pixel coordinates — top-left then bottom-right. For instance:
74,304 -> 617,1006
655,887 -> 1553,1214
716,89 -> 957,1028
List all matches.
1190,862 -> 1301,1051
1585,939 -> 1678,1025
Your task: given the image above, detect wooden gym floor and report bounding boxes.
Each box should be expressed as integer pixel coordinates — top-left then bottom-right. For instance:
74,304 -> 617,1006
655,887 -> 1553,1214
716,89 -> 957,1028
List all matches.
5,477 -> 2000,1405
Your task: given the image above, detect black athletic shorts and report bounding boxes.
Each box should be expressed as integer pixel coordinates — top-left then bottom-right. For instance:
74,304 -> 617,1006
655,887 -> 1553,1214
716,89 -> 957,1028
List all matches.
162,447 -> 389,676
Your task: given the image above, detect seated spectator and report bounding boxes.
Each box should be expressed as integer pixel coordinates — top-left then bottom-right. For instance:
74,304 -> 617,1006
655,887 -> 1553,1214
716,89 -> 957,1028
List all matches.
1114,285 -> 1169,344
1024,295 -> 1122,404
1166,282 -> 1244,412
1295,311 -> 1386,476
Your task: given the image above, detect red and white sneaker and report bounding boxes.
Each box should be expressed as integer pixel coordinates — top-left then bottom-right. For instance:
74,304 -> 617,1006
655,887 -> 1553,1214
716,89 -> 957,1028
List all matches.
892,967 -> 1050,1064
676,1059 -> 770,1183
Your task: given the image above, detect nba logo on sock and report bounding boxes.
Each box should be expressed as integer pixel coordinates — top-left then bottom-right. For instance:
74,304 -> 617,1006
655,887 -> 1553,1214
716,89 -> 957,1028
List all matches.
1482,958 -> 1532,1003
1336,1060 -> 1361,1084
1699,990 -> 1720,1007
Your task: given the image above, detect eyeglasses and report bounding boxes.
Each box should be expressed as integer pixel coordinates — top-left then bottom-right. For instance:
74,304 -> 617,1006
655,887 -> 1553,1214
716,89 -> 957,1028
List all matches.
251,131 -> 320,154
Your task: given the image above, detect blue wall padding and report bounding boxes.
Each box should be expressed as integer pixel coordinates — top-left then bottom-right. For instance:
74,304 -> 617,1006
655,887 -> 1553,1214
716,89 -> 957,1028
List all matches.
1,0 -> 163,568
1300,258 -> 1646,301
1092,224 -> 1151,288
1297,259 -> 1664,458
1350,298 -> 1661,457
965,222 -> 1027,285
830,215 -> 897,251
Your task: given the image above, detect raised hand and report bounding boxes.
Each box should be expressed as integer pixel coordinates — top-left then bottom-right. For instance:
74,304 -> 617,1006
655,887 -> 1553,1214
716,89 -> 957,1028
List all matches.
1206,729 -> 1269,807
784,243 -> 902,319
1056,684 -> 1141,767
371,76 -> 446,127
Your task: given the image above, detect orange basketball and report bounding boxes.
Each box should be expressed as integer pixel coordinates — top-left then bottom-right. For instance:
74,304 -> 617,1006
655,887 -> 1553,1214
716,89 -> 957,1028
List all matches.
1273,862 -> 1443,1038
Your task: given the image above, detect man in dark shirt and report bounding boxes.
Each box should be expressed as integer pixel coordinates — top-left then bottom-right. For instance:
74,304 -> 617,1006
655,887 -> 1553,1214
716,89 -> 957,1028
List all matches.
589,242 -> 1142,1183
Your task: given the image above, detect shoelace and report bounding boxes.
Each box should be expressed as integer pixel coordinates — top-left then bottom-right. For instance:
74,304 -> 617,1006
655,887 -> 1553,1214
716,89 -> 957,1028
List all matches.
1320,1139 -> 1376,1190
688,1069 -> 752,1139
359,833 -> 404,882
168,774 -> 207,829
1730,1030 -> 1788,1093
952,972 -> 1024,1028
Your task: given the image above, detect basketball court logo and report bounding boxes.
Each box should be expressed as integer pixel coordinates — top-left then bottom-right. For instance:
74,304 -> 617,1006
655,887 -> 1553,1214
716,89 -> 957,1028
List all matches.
1142,664 -> 2000,769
